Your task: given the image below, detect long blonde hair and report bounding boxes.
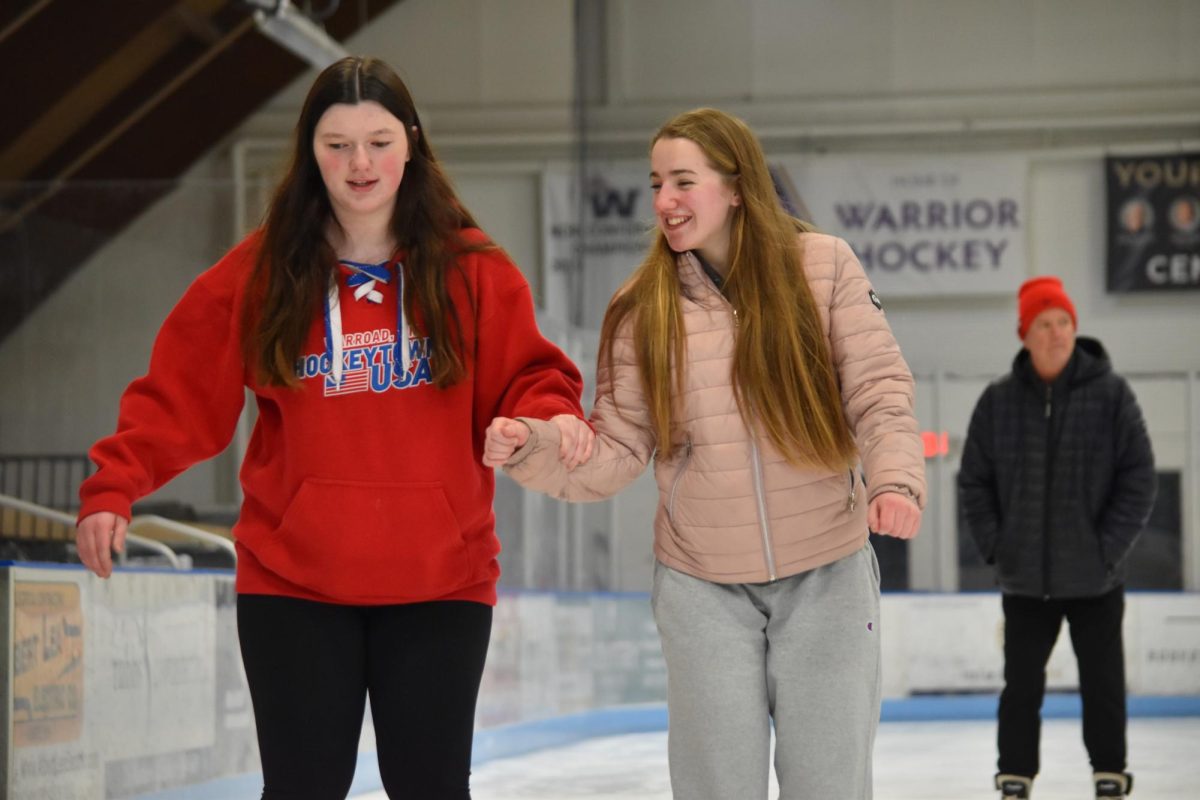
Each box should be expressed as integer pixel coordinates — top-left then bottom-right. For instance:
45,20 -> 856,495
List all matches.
598,108 -> 856,470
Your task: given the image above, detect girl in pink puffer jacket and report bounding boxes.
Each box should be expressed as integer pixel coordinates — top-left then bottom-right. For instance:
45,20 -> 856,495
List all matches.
485,108 -> 925,800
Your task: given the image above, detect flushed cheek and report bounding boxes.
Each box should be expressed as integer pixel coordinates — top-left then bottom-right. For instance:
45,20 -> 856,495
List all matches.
377,156 -> 405,186
312,154 -> 345,190
314,152 -> 343,183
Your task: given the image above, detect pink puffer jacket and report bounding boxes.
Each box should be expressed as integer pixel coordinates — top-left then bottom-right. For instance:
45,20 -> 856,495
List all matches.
506,233 -> 925,584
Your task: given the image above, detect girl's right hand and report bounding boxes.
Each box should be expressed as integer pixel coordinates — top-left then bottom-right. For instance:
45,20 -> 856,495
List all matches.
76,511 -> 128,578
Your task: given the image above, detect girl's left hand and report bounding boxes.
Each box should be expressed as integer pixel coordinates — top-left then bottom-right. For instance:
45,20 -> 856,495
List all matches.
867,491 -> 921,539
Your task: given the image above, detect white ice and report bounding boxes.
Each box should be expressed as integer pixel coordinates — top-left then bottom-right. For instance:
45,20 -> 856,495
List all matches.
356,716 -> 1196,799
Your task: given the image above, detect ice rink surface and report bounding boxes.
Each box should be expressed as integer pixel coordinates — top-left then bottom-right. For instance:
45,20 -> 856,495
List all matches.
356,716 -> 1196,800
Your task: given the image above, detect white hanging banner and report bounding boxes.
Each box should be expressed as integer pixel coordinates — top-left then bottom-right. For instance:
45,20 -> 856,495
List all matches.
542,162 -> 655,329
777,155 -> 1029,297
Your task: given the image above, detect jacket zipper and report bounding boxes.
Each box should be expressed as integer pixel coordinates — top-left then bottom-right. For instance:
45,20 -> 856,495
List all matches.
749,437 -> 778,581
666,436 -> 693,525
1042,384 -> 1053,599
846,468 -> 857,512
701,260 -> 771,576
711,272 -> 773,578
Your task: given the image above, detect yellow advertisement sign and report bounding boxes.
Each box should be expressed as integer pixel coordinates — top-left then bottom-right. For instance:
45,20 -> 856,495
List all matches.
13,580 -> 84,746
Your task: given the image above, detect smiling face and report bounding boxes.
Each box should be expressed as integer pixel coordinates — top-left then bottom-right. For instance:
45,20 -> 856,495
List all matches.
313,101 -> 410,230
650,136 -> 740,273
1022,307 -> 1076,382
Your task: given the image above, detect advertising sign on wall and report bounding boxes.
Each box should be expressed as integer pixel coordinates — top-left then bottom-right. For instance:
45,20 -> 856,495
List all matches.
778,156 -> 1029,297
9,575 -> 101,799
1106,153 -> 1200,292
542,164 -> 656,329
543,155 -> 1030,316
13,580 -> 85,747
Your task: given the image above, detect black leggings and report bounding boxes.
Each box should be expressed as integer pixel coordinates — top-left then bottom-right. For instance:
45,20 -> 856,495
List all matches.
237,594 -> 493,800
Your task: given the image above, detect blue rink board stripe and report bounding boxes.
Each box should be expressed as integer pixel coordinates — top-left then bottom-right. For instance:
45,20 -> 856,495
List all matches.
134,695 -> 1200,800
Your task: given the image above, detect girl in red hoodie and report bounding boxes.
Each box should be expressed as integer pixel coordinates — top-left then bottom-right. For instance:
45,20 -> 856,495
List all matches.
76,57 -> 591,799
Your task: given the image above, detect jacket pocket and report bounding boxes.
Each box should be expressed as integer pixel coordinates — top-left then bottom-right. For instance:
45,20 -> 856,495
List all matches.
271,478 -> 470,600
666,437 -> 694,527
993,519 -> 1020,580
1080,519 -> 1112,583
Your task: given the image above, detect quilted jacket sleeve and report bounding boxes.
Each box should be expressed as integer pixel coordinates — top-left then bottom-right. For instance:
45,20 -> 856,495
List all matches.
957,384 -> 1003,562
824,237 -> 927,508
504,315 -> 656,501
1095,376 -> 1156,568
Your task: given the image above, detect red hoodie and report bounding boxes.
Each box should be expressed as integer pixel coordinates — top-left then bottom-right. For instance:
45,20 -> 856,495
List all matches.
78,228 -> 584,606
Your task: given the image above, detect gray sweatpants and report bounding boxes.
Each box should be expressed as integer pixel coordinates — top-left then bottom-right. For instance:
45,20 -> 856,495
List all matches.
651,543 -> 882,799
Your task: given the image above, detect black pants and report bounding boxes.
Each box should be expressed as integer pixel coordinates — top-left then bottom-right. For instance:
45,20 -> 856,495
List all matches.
237,594 -> 493,800
997,586 -> 1127,778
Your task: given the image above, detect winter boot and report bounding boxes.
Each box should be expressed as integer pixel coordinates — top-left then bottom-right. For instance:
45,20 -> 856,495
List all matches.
995,773 -> 1033,799
1094,771 -> 1133,798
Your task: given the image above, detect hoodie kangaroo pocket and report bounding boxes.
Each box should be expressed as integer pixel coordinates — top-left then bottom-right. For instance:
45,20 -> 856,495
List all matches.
272,478 -> 470,600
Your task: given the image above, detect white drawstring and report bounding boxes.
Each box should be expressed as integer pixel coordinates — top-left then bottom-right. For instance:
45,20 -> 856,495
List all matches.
323,260 -> 410,385
395,267 -> 412,377
352,279 -> 384,304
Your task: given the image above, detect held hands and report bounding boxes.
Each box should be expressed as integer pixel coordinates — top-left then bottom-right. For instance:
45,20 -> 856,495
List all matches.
483,414 -> 595,471
76,511 -> 129,578
867,491 -> 921,540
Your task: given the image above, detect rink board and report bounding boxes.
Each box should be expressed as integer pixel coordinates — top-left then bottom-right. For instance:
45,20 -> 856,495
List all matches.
2,563 -> 1198,799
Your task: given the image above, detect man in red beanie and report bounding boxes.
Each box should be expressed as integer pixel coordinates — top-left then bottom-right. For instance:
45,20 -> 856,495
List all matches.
1017,276 -> 1078,383
959,276 -> 1156,800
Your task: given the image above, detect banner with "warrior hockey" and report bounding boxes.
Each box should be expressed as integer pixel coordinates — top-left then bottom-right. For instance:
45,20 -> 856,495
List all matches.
776,155 -> 1029,297
541,155 -> 1030,312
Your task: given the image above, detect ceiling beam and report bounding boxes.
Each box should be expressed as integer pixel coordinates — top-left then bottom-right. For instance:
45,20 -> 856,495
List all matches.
0,0 -> 54,46
0,0 -> 229,183
0,8 -> 262,235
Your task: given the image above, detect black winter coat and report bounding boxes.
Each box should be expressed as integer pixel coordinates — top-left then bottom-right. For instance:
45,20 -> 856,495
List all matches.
958,337 -> 1156,598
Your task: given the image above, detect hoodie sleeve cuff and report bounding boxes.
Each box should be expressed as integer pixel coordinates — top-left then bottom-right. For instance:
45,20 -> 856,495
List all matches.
77,491 -> 134,526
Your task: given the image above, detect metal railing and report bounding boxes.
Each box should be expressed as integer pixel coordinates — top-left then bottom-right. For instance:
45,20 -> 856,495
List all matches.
128,514 -> 237,561
0,493 -> 237,570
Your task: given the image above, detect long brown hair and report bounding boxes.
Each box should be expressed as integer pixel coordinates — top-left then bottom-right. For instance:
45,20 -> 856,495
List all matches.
599,108 -> 857,470
242,56 -> 486,388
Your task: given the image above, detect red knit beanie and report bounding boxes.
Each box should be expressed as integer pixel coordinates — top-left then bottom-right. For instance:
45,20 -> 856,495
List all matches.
1017,276 -> 1077,339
